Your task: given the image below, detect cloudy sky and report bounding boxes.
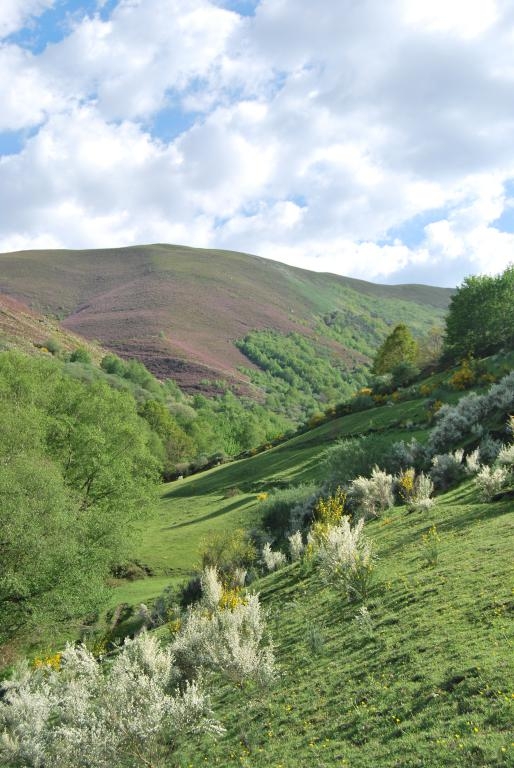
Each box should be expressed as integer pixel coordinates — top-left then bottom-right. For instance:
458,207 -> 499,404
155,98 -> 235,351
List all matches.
0,0 -> 513,286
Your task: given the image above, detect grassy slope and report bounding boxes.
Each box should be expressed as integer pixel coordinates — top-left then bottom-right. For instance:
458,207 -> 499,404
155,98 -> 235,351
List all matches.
114,396 -> 432,606
0,244 -> 451,391
0,293 -> 103,361
178,484 -> 513,768
107,363 -> 514,768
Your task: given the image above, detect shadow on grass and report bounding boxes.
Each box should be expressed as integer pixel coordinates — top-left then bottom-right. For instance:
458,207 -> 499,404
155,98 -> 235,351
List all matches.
162,497 -> 250,530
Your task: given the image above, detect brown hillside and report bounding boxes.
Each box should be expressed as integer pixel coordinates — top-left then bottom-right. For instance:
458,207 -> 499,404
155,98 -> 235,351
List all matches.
0,244 -> 452,391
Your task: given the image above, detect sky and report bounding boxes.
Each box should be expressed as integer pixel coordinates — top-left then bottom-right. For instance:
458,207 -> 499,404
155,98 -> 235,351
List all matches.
0,0 -> 513,286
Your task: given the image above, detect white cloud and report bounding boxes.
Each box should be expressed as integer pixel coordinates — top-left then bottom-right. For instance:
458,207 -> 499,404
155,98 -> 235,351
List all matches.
401,0 -> 498,39
1,0 -> 514,286
0,0 -> 54,39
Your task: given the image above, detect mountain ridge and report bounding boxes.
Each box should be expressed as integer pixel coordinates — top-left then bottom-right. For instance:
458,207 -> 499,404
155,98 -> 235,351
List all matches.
0,243 -> 452,393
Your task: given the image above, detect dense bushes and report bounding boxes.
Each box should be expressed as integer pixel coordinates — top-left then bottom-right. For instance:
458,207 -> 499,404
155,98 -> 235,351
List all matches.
237,329 -> 365,422
171,567 -> 276,687
0,634 -> 223,768
443,265 -> 514,361
428,371 -> 514,454
0,352 -> 160,645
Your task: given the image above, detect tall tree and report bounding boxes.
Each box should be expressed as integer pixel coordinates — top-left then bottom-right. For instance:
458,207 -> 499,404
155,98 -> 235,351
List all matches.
372,324 -> 418,375
443,266 -> 514,361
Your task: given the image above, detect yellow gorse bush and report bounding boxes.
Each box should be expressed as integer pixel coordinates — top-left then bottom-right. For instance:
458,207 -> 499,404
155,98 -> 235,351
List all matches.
33,652 -> 62,671
449,359 -> 476,390
310,487 -> 346,544
397,468 -> 416,503
219,586 -> 247,611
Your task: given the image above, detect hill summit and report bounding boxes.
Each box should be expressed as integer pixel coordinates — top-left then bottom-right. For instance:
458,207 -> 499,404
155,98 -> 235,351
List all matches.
0,244 -> 451,393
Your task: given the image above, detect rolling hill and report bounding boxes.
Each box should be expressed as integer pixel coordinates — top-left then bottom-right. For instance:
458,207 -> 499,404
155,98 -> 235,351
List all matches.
0,244 -> 452,395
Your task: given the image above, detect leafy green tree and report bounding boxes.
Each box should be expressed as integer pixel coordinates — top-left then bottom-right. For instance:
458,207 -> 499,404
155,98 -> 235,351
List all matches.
0,351 -> 160,646
372,324 -> 418,375
443,266 -> 514,361
138,399 -> 196,467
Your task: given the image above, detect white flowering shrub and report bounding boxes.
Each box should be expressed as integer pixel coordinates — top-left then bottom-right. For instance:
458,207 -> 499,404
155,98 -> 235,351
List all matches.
201,566 -> 224,611
0,634 -> 223,768
171,567 -> 276,687
474,466 -> 510,501
316,517 -> 374,601
262,542 -> 287,572
430,450 -> 465,490
496,442 -> 514,469
288,530 -> 304,561
407,472 -> 435,512
464,448 -> 481,476
348,467 -> 394,518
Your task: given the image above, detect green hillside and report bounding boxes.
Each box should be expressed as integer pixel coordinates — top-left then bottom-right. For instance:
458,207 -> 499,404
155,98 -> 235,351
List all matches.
88,355 -> 512,768
0,245 -> 451,401
178,485 -> 513,768
1,265 -> 512,768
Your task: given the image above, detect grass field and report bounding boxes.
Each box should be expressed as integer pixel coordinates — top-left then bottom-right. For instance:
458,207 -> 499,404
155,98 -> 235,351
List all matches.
94,361 -> 514,768
112,395 -> 434,607
175,482 -> 514,768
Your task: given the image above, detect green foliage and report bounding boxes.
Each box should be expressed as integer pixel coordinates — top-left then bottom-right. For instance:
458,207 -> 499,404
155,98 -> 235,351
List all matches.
189,390 -> 289,457
0,351 -> 160,646
138,399 -> 195,470
237,329 -> 366,422
43,337 -> 62,356
100,353 -> 162,395
390,360 -> 420,388
443,265 -> 514,361
200,529 -> 256,577
372,323 -> 419,375
69,346 -> 91,364
259,484 -> 318,538
323,434 -> 396,487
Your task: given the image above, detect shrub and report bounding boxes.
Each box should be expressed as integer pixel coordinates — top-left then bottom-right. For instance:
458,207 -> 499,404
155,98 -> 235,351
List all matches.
385,438 -> 427,474
259,484 -> 318,537
409,472 -> 435,512
288,530 -> 304,561
69,347 -> 92,364
323,435 -> 396,487
354,606 -> 375,639
316,517 -> 374,601
391,361 -> 420,388
474,466 -> 510,501
496,442 -> 514,469
201,566 -> 224,611
348,467 -> 394,518
428,372 -> 514,454
200,528 -> 256,578
478,434 -> 503,465
430,450 -> 465,490
464,448 -> 481,475
421,525 -> 440,567
44,337 -> 62,356
262,542 -> 287,572
0,634 -> 223,768
171,568 -> 276,686
449,358 -> 476,390
397,467 -> 416,504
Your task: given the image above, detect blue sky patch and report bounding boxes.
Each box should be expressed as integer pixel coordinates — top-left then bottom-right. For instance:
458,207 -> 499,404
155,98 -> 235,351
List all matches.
215,0 -> 259,17
384,208 -> 448,249
493,179 -> 514,233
